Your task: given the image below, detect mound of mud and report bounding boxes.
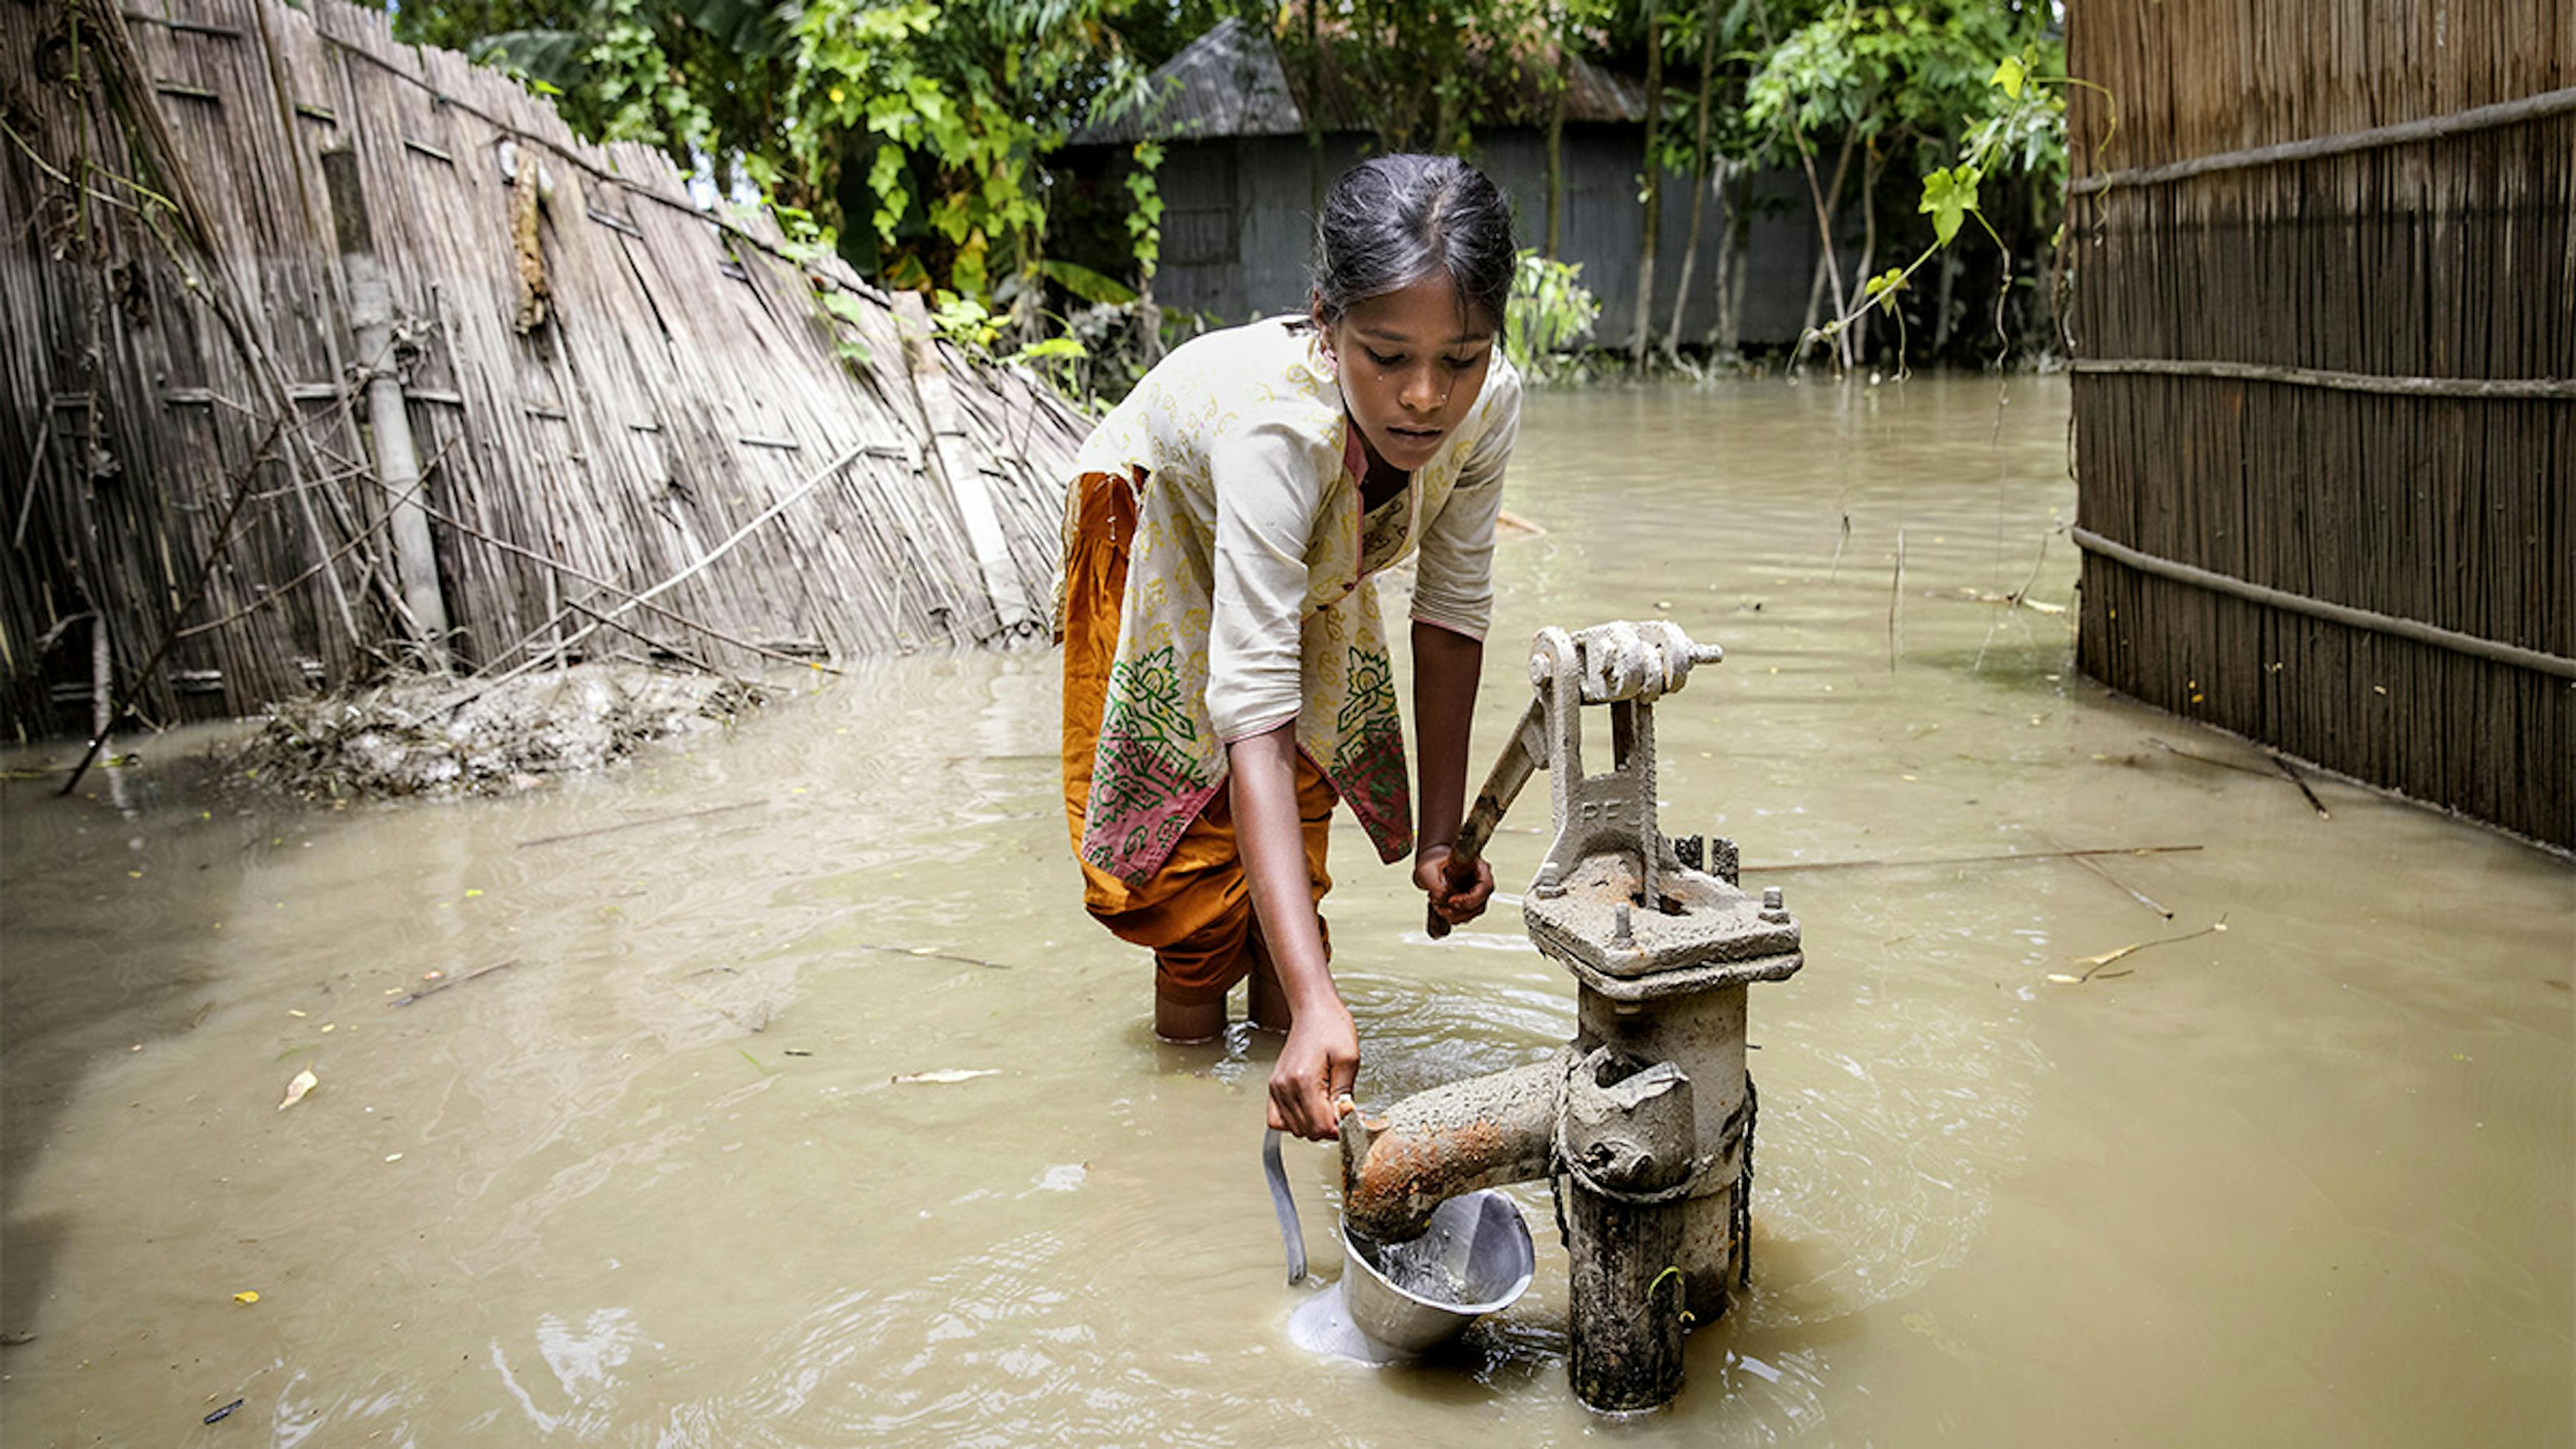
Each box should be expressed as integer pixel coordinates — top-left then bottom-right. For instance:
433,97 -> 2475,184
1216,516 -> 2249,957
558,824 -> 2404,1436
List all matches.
232,665 -> 766,799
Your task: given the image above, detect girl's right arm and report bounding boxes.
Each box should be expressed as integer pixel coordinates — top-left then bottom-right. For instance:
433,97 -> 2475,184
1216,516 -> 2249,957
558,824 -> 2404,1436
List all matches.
1228,723 -> 1358,1141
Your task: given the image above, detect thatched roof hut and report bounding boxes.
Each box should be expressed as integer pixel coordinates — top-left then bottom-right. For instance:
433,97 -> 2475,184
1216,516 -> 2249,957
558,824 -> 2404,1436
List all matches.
1,0 -> 1090,742
1069,16 -> 1652,147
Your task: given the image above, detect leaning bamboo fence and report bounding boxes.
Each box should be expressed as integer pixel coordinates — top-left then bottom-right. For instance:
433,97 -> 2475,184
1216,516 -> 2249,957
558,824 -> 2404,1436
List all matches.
1,0 -> 1088,743
2067,1 -> 2572,847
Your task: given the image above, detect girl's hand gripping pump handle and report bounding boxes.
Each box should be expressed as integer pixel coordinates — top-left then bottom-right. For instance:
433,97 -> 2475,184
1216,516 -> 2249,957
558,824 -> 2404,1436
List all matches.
1425,695 -> 1546,940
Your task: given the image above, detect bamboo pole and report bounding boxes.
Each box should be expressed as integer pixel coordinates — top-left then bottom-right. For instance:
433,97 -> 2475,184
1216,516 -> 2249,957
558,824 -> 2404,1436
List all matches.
2074,527 -> 2576,680
2072,86 -> 2576,194
2072,357 -> 2575,399
319,145 -> 449,669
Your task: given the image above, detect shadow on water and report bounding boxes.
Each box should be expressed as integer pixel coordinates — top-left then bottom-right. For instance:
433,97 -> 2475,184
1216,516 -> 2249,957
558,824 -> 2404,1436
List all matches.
0,751 -> 281,1337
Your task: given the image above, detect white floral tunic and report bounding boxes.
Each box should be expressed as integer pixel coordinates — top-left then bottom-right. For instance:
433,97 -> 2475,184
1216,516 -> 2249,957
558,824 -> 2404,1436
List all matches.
1053,316 -> 1521,885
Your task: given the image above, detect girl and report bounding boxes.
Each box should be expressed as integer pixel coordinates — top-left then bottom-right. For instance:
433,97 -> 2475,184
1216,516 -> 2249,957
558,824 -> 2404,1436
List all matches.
1056,155 -> 1520,1141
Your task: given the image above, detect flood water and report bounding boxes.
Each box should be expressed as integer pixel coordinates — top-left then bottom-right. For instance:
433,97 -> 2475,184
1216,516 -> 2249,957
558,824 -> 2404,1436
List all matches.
4,376 -> 2570,1445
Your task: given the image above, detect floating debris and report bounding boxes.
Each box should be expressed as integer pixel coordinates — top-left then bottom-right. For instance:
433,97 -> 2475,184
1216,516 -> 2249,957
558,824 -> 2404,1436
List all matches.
390,960 -> 520,1008
2052,917 -> 2231,984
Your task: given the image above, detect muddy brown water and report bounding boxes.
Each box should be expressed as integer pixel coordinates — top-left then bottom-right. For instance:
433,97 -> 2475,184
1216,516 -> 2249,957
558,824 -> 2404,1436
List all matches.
4,376 -> 2570,1445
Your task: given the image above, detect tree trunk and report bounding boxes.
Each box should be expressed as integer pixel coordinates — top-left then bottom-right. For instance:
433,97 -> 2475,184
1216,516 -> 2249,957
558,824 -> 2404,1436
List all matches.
1723,207 -> 1750,354
1664,172 -> 1704,367
1307,0 -> 1324,215
1709,161 -> 1748,356
1849,147 -> 1883,366
1800,246 -> 1830,345
1931,248 -> 1961,354
1792,122 -> 1856,373
1544,60 -> 1568,259
1626,1 -> 1664,365
1137,274 -> 1164,367
1660,0 -> 1720,366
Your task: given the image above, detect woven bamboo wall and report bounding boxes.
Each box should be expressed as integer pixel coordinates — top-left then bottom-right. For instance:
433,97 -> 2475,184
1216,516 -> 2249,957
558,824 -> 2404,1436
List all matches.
2067,1 -> 2573,847
1,0 -> 1088,741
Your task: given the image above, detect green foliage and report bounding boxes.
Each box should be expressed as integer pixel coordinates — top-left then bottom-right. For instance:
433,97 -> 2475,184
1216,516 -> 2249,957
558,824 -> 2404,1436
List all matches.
816,289 -> 876,368
1730,1 -> 2078,364
1863,265 -> 1905,312
1035,258 -> 1139,308
1009,336 -> 1089,364
1988,52 -> 2024,99
472,29 -> 589,89
929,291 -> 1002,350
391,0 -> 1177,315
1504,250 -> 1601,380
1122,141 -> 1163,285
1002,331 -> 1091,395
1918,161 -> 1978,244
1963,39 -> 2074,195
1744,0 -> 2039,172
585,0 -> 716,156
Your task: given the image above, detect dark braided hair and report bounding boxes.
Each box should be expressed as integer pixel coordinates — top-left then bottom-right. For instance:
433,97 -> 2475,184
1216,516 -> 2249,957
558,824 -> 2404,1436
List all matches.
1309,155 -> 1516,333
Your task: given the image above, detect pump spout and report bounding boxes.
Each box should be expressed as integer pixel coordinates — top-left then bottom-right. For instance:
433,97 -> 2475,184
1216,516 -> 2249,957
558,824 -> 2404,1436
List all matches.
1340,1054 -> 1565,1241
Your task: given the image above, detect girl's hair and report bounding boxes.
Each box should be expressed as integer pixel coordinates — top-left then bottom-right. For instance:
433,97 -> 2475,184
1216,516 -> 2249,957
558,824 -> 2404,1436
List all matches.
1309,155 -> 1516,333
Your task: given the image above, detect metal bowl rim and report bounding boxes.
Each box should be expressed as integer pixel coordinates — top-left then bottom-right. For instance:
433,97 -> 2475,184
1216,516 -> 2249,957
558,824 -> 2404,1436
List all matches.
1336,1189 -> 1536,1315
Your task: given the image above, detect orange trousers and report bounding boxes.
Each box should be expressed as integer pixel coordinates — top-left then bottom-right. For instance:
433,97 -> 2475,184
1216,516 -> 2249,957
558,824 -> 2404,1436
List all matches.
1060,472 -> 1336,1007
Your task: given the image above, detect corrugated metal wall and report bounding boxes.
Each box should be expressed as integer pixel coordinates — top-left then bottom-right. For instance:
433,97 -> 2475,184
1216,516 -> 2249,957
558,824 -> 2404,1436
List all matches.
1139,132 -> 1836,348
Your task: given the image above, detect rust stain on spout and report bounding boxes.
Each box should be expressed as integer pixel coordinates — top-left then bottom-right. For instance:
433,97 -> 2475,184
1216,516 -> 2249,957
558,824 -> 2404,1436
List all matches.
1341,1055 -> 1566,1241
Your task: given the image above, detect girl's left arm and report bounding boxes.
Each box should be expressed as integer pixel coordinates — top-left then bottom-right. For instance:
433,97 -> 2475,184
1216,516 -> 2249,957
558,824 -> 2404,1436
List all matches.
1409,358 -> 1518,922
1413,621 -> 1496,924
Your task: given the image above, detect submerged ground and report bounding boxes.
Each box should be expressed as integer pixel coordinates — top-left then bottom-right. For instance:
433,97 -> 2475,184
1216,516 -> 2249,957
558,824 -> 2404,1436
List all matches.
4,376 -> 2569,1445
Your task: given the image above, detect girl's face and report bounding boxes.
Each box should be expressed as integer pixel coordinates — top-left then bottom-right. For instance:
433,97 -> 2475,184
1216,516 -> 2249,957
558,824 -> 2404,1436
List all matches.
1314,272 -> 1496,479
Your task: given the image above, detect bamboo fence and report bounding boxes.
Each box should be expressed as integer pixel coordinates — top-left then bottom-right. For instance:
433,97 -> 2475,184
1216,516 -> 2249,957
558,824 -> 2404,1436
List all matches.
2067,1 -> 2573,847
1,0 -> 1089,742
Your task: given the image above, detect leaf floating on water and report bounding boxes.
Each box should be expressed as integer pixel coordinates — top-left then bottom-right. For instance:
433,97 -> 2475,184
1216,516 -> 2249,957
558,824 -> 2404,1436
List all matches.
277,1068 -> 318,1111
2070,942 -> 2143,970
2044,972 -> 2082,984
891,1069 -> 999,1085
232,1290 -> 260,1304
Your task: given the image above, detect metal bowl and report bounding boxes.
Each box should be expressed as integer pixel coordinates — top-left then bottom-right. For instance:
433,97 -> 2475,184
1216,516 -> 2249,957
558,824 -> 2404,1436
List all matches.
1337,1189 -> 1536,1357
